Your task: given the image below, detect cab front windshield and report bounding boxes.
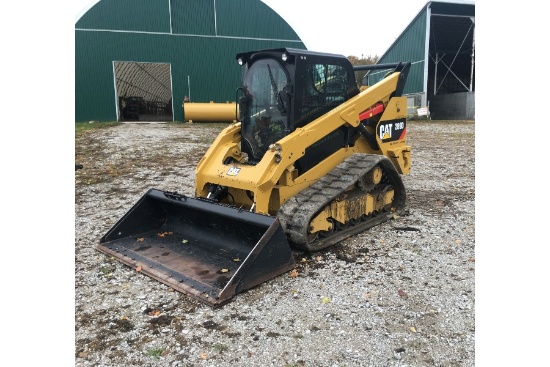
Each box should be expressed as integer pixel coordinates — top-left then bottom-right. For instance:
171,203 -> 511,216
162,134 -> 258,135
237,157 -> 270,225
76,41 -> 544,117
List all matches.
240,58 -> 288,160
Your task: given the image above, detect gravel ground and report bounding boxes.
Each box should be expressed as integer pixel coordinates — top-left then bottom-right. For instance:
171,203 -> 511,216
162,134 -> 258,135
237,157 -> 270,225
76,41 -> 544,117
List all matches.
74,120 -> 475,367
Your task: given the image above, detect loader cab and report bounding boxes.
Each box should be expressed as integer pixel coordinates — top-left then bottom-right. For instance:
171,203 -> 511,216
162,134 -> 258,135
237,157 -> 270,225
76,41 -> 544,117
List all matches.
237,48 -> 359,164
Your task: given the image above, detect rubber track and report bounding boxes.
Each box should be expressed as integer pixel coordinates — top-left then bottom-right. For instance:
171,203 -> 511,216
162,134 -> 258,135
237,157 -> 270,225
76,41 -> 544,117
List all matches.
278,153 -> 405,252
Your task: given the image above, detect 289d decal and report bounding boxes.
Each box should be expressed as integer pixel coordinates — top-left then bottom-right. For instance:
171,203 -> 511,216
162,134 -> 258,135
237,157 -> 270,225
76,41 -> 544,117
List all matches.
378,118 -> 406,142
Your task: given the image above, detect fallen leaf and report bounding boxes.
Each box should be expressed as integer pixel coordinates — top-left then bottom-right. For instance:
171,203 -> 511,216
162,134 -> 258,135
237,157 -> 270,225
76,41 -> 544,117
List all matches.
410,326 -> 417,333
199,353 -> 208,360
157,231 -> 174,238
79,352 -> 89,358
398,289 -> 408,298
301,257 -> 307,262
321,297 -> 330,304
219,268 -> 229,273
290,269 -> 299,278
136,237 -> 144,242
136,265 -> 142,272
232,258 -> 241,262
182,239 -> 188,244
148,309 -> 161,316
468,257 -> 475,262
315,255 -> 323,261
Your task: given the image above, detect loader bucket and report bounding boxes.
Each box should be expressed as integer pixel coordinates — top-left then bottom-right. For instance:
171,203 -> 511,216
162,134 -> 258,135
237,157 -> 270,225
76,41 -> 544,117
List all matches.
97,189 -> 296,307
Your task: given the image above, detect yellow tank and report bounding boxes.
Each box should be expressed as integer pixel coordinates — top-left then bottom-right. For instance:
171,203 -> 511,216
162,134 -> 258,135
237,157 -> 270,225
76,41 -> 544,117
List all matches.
183,101 -> 239,123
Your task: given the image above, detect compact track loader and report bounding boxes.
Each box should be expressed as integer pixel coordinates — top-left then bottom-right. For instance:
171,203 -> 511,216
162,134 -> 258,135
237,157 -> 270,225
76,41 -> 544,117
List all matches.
97,48 -> 411,307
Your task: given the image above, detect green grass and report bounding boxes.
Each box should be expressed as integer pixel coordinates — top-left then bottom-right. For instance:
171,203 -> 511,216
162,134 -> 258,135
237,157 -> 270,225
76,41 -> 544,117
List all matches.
75,121 -> 121,133
213,343 -> 228,352
146,348 -> 165,358
75,121 -> 230,134
100,266 -> 114,276
183,122 -> 231,129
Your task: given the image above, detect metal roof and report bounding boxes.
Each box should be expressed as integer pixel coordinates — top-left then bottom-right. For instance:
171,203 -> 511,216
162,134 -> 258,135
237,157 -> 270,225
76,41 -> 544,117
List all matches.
75,0 -> 306,122
114,62 -> 172,103
378,1 -> 475,64
364,0 -> 474,115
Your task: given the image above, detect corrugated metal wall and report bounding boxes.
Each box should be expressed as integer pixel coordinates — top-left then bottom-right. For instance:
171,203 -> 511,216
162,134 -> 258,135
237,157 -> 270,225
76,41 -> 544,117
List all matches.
75,0 -> 170,32
365,9 -> 428,96
171,0 -> 214,35
366,1 -> 475,119
75,0 -> 305,122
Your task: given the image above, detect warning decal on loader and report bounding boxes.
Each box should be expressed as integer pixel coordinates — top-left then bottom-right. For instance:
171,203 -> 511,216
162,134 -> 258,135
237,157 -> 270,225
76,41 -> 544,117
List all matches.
227,167 -> 241,176
378,118 -> 406,143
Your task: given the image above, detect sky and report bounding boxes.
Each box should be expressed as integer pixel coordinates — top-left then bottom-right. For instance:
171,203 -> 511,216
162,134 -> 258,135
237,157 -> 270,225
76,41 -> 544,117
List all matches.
74,0 -> 475,58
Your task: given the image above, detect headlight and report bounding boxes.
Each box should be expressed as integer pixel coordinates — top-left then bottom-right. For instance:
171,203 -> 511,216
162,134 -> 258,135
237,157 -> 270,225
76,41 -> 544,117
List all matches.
237,58 -> 244,65
281,53 -> 288,62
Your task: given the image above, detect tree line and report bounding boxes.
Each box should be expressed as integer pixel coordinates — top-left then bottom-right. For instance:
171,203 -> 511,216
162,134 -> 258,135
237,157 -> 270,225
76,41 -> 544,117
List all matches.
347,54 -> 379,86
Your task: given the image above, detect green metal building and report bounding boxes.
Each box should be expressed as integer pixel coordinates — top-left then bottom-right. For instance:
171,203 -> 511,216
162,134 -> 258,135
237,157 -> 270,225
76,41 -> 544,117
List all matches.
363,1 -> 475,120
75,0 -> 305,123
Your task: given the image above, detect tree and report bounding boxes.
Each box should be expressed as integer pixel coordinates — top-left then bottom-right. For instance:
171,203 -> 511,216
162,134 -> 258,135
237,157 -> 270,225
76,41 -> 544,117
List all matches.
347,54 -> 380,86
